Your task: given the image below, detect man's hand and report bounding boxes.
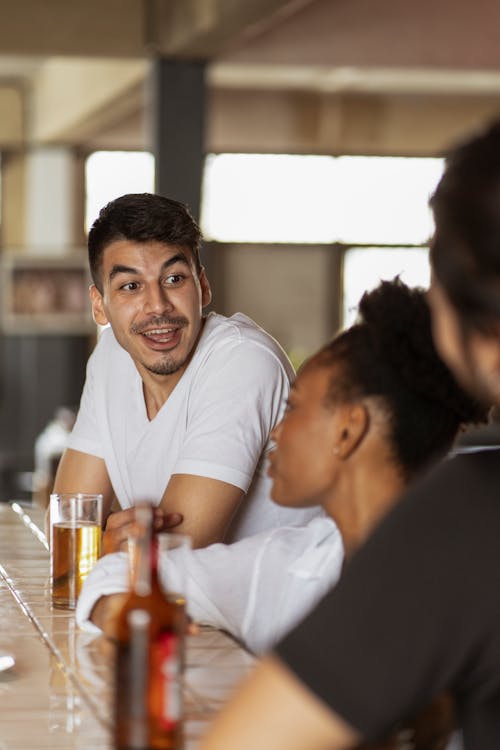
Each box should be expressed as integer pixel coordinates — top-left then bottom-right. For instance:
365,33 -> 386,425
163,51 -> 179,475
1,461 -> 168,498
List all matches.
102,507 -> 183,554
90,593 -> 128,637
91,592 -> 200,639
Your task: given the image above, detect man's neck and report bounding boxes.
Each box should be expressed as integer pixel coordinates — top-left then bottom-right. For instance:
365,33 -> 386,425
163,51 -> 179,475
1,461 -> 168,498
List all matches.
141,369 -> 185,421
137,315 -> 208,420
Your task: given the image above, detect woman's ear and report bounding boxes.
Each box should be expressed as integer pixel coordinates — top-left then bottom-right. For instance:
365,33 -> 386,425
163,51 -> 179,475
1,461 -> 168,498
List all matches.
89,284 -> 109,326
334,404 -> 369,459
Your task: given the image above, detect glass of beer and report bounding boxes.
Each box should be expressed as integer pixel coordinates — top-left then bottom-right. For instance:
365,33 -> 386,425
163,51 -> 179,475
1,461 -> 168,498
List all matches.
156,532 -> 192,615
50,492 -> 103,609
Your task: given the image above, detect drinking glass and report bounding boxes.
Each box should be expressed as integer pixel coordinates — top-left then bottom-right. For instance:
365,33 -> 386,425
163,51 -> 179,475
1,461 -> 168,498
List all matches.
50,492 -> 103,609
156,532 -> 192,613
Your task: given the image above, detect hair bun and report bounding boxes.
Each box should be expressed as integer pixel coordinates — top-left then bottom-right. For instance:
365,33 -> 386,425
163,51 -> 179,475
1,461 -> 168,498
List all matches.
358,278 -> 485,423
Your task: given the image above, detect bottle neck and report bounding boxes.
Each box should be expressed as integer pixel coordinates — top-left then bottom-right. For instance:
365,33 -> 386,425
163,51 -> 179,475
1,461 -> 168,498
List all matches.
132,528 -> 152,596
150,534 -> 160,581
128,504 -> 159,597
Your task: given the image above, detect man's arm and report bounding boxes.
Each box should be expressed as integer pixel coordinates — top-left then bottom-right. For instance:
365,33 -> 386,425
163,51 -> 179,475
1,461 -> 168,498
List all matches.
55,465 -> 242,551
159,474 -> 243,548
53,448 -> 115,519
46,448 -> 115,536
76,472 -> 242,552
54,449 -> 183,552
200,655 -> 360,750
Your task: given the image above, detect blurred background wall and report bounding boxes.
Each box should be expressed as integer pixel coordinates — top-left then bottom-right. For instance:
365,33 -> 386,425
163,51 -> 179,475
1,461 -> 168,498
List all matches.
1,0 -> 500,498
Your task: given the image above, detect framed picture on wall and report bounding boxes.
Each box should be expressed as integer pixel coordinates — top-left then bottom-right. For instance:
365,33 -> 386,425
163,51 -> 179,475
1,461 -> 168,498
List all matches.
0,252 -> 95,334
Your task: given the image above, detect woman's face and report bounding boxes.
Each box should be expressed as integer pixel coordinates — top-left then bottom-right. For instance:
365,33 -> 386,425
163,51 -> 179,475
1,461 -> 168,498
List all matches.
428,276 -> 498,404
428,278 -> 468,384
268,360 -> 344,509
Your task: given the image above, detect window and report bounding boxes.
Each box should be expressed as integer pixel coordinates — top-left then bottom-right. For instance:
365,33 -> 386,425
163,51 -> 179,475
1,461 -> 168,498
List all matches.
85,151 -> 155,233
334,156 -> 443,245
342,246 -> 431,327
84,150 -> 443,337
201,152 -> 442,327
201,154 -> 338,243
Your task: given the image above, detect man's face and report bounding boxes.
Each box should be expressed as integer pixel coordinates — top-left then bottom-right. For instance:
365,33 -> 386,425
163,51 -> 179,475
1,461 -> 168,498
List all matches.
90,239 -> 211,381
268,362 -> 341,509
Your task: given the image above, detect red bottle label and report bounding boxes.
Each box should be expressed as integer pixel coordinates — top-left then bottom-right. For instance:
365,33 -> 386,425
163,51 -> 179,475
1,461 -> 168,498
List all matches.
150,631 -> 182,730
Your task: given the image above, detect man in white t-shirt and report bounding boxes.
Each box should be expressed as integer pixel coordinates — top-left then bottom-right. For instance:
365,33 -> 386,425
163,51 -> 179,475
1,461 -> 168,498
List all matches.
54,193 -> 317,550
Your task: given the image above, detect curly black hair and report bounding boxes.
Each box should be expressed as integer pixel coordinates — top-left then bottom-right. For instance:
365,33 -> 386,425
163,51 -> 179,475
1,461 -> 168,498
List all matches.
315,278 -> 488,479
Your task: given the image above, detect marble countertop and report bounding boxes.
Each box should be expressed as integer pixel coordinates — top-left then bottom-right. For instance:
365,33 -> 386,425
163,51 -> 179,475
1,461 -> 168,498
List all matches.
0,502 -> 255,749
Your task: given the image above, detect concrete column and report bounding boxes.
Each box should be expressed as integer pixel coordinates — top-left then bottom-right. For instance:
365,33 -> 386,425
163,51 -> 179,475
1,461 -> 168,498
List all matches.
148,58 -> 206,222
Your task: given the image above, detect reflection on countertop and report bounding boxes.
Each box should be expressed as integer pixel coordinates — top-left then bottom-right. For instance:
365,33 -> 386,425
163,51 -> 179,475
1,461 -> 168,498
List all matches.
0,502 -> 254,749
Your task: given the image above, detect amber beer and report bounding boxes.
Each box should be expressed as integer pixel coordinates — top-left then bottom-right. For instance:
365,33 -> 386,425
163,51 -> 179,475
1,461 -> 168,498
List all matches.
114,505 -> 186,750
52,521 -> 102,608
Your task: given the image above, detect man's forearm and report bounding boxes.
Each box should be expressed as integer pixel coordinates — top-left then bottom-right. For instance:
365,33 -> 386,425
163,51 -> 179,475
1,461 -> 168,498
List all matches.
159,474 -> 243,548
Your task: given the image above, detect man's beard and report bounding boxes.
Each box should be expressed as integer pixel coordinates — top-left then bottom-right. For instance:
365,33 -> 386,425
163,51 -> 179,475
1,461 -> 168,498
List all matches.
132,314 -> 190,376
144,354 -> 187,376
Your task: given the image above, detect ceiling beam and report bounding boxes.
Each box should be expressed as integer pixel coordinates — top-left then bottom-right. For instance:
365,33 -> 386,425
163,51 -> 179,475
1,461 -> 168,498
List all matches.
29,59 -> 147,143
0,0 -> 307,59
0,85 -> 24,146
151,0 -> 317,58
0,1 -> 144,57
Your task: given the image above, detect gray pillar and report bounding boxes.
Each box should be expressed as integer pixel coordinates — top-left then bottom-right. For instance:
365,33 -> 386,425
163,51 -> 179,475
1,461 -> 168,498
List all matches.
150,58 -> 206,223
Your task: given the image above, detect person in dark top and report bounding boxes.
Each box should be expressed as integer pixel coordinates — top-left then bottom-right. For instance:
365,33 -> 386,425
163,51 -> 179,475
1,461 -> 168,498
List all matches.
200,121 -> 500,750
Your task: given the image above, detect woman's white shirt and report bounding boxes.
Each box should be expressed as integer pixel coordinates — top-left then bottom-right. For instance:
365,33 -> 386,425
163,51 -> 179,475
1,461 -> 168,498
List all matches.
76,515 -> 343,654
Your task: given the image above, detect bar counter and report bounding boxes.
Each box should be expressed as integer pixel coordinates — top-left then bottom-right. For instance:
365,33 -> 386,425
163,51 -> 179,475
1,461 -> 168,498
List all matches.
0,502 -> 255,748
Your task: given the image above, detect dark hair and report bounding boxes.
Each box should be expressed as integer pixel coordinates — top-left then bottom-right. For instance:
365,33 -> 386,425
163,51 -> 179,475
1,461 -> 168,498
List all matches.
315,279 -> 487,479
88,193 -> 202,291
430,121 -> 500,334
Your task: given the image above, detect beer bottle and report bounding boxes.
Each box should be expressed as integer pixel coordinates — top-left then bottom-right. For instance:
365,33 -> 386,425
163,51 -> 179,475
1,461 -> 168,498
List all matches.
114,504 -> 185,750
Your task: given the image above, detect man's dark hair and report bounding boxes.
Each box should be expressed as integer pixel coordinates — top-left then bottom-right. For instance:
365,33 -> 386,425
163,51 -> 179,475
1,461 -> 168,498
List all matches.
88,193 -> 202,291
430,121 -> 500,334
315,279 -> 487,479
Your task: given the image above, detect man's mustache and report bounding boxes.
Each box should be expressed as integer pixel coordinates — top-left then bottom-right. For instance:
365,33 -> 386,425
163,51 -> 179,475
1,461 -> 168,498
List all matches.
131,316 -> 188,334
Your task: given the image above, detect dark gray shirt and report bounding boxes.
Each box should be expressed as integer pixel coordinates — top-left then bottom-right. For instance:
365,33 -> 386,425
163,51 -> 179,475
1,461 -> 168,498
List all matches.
277,450 -> 500,748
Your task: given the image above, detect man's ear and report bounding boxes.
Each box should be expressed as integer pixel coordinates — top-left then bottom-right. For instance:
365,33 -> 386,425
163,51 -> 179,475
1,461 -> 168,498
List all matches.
89,284 -> 109,326
199,267 -> 212,308
335,404 -> 369,460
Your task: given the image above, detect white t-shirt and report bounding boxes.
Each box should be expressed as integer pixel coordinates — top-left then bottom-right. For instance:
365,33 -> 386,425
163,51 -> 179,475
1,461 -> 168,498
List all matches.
76,515 -> 344,654
68,312 -> 318,541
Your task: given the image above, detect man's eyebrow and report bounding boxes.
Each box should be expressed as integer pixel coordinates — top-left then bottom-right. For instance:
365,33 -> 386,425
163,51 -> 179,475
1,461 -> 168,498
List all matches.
161,252 -> 191,270
109,264 -> 138,281
108,253 -> 191,282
